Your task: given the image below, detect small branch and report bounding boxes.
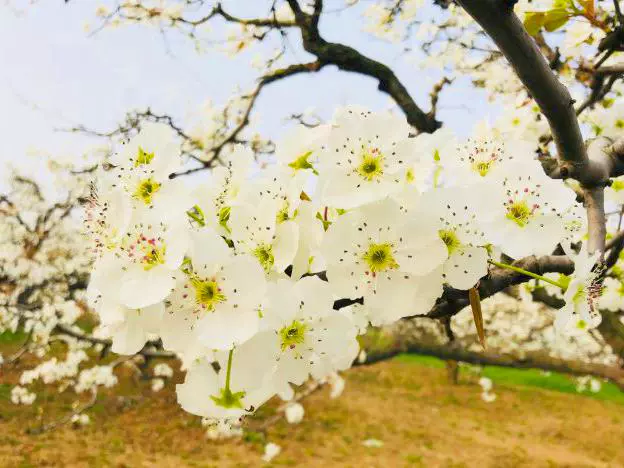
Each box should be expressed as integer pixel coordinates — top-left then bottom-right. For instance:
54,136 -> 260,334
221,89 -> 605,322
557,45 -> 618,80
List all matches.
27,389 -> 98,435
286,0 -> 440,132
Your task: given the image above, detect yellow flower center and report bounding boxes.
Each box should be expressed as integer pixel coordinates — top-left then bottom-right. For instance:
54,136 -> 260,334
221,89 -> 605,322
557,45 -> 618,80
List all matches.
253,244 -> 275,273
191,278 -> 227,311
362,243 -> 398,273
506,200 -> 533,227
357,149 -> 384,181
134,178 -> 161,205
279,320 -> 307,351
135,146 -> 155,167
141,244 -> 166,270
472,160 -> 494,177
439,229 -> 460,255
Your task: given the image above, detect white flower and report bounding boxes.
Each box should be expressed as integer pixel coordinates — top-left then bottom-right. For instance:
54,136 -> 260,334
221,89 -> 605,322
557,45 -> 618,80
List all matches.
71,413 -> 90,426
192,145 -> 255,236
176,333 -> 279,420
262,443 -> 282,462
441,129 -> 534,186
556,245 -> 603,333
228,178 -> 300,276
275,124 -> 327,174
481,162 -> 576,259
110,123 -> 181,180
151,378 -> 165,392
90,221 -> 188,309
317,108 -> 430,209
417,187 -> 490,289
362,439 -> 384,448
154,363 -> 173,378
606,176 -> 624,205
289,200 -> 326,279
11,386 -> 36,405
321,198 -> 445,323
105,123 -> 193,219
285,402 -> 305,424
599,277 -> 624,312
88,256 -> 165,354
163,228 -> 266,351
260,276 -> 359,400
327,372 -> 346,399
478,376 -> 493,392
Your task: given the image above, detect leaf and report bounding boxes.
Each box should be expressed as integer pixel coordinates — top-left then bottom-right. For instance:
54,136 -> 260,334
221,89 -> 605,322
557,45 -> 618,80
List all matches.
469,287 -> 487,351
524,11 -> 546,36
543,8 -> 571,32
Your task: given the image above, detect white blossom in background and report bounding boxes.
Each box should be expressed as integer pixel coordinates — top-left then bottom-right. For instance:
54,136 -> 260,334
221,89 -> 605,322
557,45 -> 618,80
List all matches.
556,245 -> 603,333
11,386 -> 36,405
285,402 -> 305,424
262,443 -> 282,462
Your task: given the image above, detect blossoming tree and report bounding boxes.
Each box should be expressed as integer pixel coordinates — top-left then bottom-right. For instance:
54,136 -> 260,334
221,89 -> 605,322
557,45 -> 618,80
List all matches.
3,0 -> 624,432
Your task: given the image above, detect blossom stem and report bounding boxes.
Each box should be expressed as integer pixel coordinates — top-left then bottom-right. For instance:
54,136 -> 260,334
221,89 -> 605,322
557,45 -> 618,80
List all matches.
488,259 -> 567,290
224,348 -> 234,394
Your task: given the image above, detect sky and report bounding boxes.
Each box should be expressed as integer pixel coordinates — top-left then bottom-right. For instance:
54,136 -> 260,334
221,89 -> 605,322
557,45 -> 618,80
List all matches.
0,0 -> 496,192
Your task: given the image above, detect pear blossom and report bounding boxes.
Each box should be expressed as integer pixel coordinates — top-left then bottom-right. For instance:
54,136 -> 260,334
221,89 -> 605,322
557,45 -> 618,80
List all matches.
285,402 -> 305,424
481,162 -> 576,259
598,277 -> 624,312
260,276 -> 359,400
441,129 -> 535,186
322,198 -> 446,322
317,108 -> 430,209
262,443 -> 282,462
416,188 -> 490,289
176,334 -> 279,420
163,228 -> 266,351
90,221 -> 189,309
228,197 -> 299,277
555,246 -> 604,333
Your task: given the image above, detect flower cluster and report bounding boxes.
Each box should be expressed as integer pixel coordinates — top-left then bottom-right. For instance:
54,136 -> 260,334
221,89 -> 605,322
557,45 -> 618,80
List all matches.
85,109 -> 586,421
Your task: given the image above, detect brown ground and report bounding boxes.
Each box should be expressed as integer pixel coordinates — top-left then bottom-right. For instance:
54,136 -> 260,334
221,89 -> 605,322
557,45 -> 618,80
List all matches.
1,359 -> 624,468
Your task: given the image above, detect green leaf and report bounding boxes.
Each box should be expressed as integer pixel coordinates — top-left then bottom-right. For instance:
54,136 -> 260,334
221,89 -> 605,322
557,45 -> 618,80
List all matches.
543,8 -> 571,32
524,11 -> 546,36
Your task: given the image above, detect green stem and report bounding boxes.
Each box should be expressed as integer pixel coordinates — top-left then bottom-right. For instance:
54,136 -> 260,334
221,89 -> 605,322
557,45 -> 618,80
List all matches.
488,259 -> 567,290
224,349 -> 234,393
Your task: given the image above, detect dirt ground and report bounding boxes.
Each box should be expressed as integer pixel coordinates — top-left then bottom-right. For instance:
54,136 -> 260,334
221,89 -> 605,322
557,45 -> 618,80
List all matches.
1,358 -> 624,468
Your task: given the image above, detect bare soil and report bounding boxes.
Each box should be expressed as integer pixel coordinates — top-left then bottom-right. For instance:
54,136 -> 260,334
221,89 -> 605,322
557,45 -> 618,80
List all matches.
1,359 -> 623,467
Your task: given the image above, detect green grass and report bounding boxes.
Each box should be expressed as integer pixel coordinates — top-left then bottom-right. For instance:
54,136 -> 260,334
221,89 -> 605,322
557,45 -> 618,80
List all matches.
396,353 -> 624,404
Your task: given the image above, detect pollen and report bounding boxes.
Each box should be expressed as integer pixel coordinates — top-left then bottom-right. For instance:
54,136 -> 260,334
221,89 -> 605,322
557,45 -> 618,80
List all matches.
253,244 -> 275,273
357,148 -> 384,181
141,244 -> 166,270
362,242 -> 398,273
279,320 -> 307,351
134,146 -> 155,167
505,200 -> 533,227
133,178 -> 161,205
439,229 -> 460,255
191,278 -> 227,311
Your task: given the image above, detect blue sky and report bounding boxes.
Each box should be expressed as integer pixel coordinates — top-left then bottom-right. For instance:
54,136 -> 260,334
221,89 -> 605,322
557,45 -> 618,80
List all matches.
0,0 -> 496,191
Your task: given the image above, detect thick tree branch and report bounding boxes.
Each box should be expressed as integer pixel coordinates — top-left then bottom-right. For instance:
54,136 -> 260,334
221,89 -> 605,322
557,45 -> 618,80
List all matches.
364,343 -> 624,390
456,0 -> 621,255
420,255 -> 574,320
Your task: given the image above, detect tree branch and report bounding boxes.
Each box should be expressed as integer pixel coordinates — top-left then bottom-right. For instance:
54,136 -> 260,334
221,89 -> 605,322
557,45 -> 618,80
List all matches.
363,342 -> 624,390
286,0 -> 440,133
